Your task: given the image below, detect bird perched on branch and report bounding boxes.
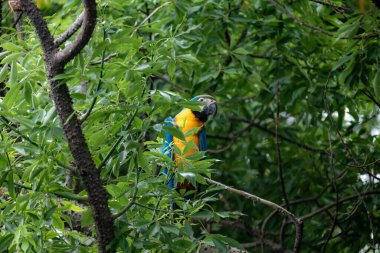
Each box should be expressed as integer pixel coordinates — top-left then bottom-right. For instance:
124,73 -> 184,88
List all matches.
162,95 -> 217,203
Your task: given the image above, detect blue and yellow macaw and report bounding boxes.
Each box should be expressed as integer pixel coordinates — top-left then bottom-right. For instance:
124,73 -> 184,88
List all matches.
162,95 -> 217,200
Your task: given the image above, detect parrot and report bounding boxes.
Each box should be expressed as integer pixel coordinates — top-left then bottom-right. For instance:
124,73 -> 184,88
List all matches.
162,95 -> 217,203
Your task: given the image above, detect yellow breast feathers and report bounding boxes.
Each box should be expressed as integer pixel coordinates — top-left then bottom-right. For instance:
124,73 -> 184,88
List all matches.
173,108 -> 204,160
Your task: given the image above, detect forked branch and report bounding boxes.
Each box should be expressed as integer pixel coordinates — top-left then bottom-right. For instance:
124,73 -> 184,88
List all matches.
15,0 -> 115,252
54,12 -> 84,48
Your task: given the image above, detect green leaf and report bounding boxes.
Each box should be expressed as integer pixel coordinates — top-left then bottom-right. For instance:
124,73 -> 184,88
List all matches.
7,171 -> 15,198
0,234 -> 14,253
24,83 -> 33,105
233,47 -> 249,55
177,54 -> 200,64
144,151 -> 173,163
134,63 -> 150,71
163,126 -> 186,141
176,100 -> 202,111
69,204 -> 85,212
332,54 -> 353,71
81,209 -> 94,228
9,61 -> 18,85
182,139 -> 198,154
29,166 -> 44,180
373,68 -> 379,98
51,213 -> 64,230
185,151 -> 204,160
161,225 -> 180,235
1,42 -> 24,52
1,52 -> 23,64
44,206 -> 58,220
184,127 -> 201,137
178,172 -> 196,186
0,64 -> 8,83
42,106 -> 56,126
168,59 -> 176,79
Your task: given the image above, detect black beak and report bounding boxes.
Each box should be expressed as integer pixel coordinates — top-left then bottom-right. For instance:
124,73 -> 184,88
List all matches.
204,102 -> 217,117
192,100 -> 217,122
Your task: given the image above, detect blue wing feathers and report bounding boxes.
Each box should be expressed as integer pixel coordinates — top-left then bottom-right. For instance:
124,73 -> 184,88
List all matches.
199,127 -> 207,152
162,117 -> 175,189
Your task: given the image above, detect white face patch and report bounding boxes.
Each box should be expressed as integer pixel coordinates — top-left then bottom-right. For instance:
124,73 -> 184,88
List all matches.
197,97 -> 216,110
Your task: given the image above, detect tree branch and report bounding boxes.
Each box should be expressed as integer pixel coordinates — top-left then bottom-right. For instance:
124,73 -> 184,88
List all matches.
54,0 -> 96,66
205,177 -> 303,253
308,0 -> 351,13
18,1 -> 115,251
18,0 -> 56,62
54,12 -> 84,48
12,11 -> 25,40
300,190 -> 380,221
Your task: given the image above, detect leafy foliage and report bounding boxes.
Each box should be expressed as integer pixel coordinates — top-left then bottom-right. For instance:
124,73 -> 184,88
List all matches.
1,0 -> 380,252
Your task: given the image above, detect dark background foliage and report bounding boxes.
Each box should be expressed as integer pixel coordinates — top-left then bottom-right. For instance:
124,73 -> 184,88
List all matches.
1,0 -> 380,252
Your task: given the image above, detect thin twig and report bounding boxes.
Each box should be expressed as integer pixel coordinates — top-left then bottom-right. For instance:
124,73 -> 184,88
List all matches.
207,120 -> 256,153
266,0 -> 375,39
361,88 -> 380,109
347,159 -> 380,168
131,2 -> 170,37
98,108 -> 139,171
308,0 -> 351,13
248,53 -> 281,60
200,219 -> 289,252
261,168 -> 347,239
4,179 -> 88,203
12,11 -> 23,29
279,220 -> 289,250
0,116 -> 38,146
210,116 -> 325,154
275,85 -> 289,209
80,46 -> 106,124
113,166 -> 140,219
89,53 -> 117,66
266,0 -> 334,36
275,85 -> 290,251
1,115 -> 76,173
357,188 -> 377,249
151,75 -> 191,92
321,73 -> 340,253
321,137 -> 338,250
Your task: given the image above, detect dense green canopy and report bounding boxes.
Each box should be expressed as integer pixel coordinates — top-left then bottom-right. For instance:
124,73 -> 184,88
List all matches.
1,0 -> 380,252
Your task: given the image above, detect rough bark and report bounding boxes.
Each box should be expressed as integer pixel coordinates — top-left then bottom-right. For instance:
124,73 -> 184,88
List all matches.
0,0 -> 7,98
14,0 -> 115,251
13,11 -> 25,40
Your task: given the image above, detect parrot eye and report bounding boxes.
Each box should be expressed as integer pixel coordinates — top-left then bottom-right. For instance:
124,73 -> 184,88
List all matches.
199,98 -> 204,102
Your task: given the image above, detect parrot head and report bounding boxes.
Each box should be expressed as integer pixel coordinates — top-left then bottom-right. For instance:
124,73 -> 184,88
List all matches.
190,95 -> 217,122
